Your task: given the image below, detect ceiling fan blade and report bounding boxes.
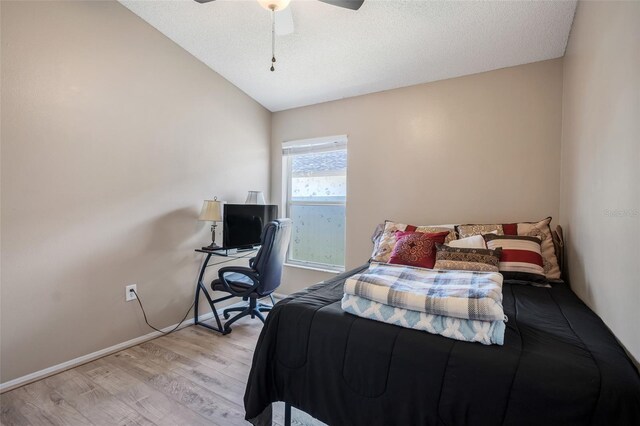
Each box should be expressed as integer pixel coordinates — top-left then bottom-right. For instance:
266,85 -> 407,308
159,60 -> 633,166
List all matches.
275,7 -> 294,36
316,0 -> 365,11
194,0 -> 215,3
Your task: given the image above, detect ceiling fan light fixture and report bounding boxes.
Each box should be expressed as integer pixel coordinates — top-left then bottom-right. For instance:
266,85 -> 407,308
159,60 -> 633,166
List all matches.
257,0 -> 291,11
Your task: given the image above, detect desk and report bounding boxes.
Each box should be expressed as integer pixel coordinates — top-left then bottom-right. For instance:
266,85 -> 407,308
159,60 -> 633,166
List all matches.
193,247 -> 258,334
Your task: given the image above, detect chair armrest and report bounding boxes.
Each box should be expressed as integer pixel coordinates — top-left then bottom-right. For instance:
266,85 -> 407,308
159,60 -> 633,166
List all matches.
217,266 -> 260,297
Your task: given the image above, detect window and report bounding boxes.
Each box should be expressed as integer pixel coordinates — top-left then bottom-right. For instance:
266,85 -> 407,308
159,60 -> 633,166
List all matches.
283,135 -> 347,271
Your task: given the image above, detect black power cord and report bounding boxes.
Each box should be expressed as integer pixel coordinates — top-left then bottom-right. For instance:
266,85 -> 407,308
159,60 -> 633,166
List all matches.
130,249 -> 258,335
131,288 -> 195,335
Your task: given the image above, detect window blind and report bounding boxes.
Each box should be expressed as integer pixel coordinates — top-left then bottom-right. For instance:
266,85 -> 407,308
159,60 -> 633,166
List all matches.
282,135 -> 348,156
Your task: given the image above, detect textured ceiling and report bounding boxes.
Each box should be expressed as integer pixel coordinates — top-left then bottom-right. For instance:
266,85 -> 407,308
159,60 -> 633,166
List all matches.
120,0 -> 577,112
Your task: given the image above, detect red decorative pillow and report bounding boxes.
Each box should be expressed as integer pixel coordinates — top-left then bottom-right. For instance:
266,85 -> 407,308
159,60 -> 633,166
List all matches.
388,231 -> 450,269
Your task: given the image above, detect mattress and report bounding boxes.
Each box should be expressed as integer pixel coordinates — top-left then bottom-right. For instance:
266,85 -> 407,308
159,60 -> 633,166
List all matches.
244,265 -> 640,425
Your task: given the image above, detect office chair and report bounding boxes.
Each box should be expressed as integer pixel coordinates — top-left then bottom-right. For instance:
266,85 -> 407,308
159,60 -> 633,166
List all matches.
211,218 -> 291,333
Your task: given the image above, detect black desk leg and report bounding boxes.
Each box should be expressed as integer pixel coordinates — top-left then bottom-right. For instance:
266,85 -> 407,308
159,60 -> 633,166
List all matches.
193,253 -> 211,327
193,252 -> 235,334
284,402 -> 291,426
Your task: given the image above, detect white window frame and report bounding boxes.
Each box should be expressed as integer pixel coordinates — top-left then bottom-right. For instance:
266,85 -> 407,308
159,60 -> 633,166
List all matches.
282,135 -> 348,272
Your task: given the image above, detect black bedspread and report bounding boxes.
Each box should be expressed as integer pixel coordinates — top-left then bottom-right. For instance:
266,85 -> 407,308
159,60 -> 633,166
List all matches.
245,266 -> 640,425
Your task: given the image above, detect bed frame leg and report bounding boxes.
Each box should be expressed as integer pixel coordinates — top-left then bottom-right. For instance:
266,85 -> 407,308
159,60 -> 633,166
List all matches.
284,402 -> 291,426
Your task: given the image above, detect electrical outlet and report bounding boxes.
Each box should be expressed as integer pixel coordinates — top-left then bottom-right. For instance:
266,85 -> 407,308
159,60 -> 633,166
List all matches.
125,284 -> 137,302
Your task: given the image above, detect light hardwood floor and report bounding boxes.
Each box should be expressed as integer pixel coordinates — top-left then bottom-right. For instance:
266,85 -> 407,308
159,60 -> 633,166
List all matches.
0,318 -> 284,426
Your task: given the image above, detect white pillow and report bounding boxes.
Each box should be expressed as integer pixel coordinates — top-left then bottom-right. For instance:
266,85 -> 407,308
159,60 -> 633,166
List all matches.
447,235 -> 487,249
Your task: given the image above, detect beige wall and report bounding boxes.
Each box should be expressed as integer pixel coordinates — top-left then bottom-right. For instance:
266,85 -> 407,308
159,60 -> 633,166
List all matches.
8,0 -> 636,385
272,59 -> 564,291
0,0 -> 270,383
560,1 -> 640,363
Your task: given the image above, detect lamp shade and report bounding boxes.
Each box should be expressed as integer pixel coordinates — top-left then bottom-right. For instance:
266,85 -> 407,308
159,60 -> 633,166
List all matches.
245,191 -> 266,205
199,198 -> 224,222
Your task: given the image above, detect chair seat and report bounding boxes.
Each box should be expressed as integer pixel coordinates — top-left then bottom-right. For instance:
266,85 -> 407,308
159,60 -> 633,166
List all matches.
211,272 -> 258,296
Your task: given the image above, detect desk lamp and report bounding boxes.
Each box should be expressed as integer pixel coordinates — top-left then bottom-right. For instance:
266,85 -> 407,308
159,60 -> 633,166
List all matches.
199,197 -> 225,250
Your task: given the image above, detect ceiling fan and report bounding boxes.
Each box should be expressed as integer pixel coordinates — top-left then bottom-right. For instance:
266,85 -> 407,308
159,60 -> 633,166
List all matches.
194,0 -> 365,11
194,0 -> 366,71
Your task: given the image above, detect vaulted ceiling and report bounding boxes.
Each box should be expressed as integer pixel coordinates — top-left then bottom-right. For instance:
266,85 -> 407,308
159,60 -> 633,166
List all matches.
120,0 -> 577,112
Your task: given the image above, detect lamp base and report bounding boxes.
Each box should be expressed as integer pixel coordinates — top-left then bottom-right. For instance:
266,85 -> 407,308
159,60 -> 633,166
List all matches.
202,244 -> 221,251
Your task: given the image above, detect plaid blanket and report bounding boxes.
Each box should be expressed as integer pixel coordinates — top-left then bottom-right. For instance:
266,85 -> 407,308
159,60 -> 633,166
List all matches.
342,294 -> 505,345
344,263 -> 505,322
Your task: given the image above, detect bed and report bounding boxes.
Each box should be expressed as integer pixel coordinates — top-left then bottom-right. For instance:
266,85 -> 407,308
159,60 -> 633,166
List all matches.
244,265 -> 640,425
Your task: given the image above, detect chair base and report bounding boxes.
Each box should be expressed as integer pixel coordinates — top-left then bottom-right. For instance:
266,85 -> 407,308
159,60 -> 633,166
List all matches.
222,295 -> 275,333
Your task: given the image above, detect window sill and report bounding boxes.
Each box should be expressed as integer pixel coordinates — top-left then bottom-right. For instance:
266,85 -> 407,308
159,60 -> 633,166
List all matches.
284,263 -> 343,274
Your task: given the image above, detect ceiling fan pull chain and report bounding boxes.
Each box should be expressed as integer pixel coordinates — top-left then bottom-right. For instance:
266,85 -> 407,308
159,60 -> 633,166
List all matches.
270,8 -> 276,72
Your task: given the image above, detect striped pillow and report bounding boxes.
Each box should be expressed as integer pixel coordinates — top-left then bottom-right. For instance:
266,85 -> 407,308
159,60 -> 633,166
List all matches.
456,219 -> 561,280
517,217 -> 561,280
483,234 -> 547,283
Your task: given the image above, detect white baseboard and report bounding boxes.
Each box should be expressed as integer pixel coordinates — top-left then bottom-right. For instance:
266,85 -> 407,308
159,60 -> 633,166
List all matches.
0,291 -> 285,394
0,300 -> 250,394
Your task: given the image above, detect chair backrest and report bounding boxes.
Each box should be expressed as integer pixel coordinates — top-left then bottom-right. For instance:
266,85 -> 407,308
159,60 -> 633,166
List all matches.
252,218 -> 292,296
